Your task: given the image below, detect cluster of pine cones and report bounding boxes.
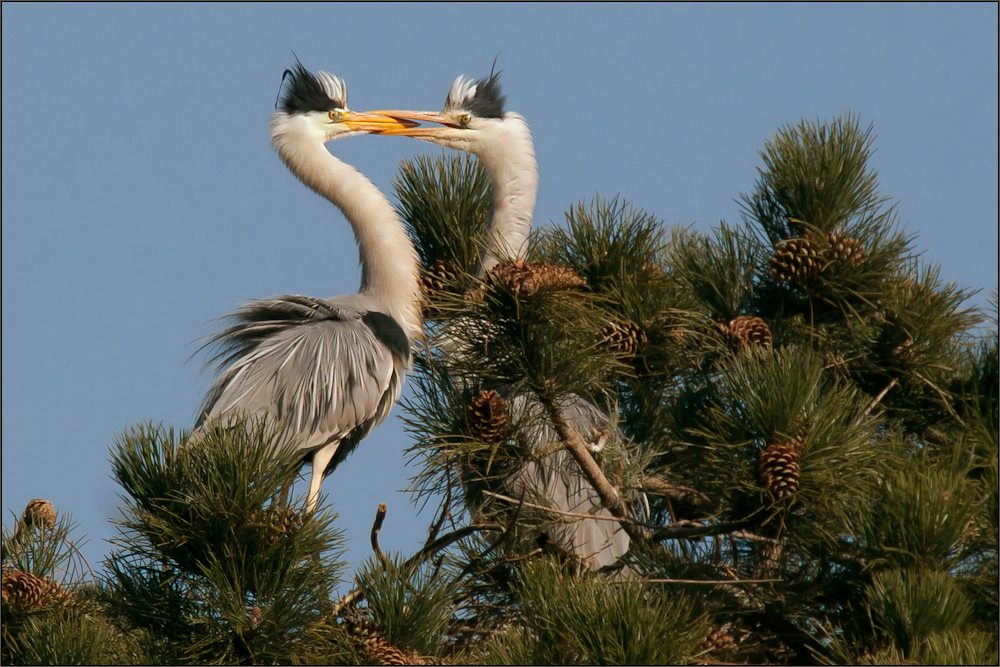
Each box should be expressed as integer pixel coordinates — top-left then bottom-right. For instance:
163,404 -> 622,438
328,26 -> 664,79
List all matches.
769,229 -> 867,285
3,499 -> 71,613
248,506 -> 305,548
2,567 -> 70,613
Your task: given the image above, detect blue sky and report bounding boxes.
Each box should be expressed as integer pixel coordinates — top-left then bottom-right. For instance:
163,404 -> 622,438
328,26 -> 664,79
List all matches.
3,3 -> 997,580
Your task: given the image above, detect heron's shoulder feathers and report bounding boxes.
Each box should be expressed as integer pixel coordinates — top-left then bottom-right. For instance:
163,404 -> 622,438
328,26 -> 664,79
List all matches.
197,295 -> 409,459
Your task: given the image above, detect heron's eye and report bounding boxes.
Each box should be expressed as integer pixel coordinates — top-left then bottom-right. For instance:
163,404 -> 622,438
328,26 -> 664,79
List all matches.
458,112 -> 472,127
328,109 -> 345,121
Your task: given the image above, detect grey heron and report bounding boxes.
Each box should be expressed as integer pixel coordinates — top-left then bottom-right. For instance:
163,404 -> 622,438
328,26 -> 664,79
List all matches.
377,73 -> 633,570
196,63 -> 422,514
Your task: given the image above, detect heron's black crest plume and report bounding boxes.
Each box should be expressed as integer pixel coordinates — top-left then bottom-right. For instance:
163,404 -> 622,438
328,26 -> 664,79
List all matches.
277,62 -> 348,114
445,71 -> 506,119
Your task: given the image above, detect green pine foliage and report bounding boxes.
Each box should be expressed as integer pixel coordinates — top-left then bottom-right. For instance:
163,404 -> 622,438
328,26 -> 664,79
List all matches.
393,151 -> 493,274
475,560 -> 706,665
101,418 -> 348,665
4,112 -> 995,664
3,508 -> 144,664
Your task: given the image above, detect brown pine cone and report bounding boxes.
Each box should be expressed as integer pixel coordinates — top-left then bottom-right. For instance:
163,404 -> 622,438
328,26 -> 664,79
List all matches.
467,390 -> 509,443
727,316 -> 772,351
343,614 -> 426,665
484,260 -> 586,298
826,229 -> 867,267
2,568 -> 70,612
22,498 -> 57,530
698,623 -> 739,660
249,507 -> 304,547
421,259 -> 464,296
363,636 -> 424,666
757,438 -> 803,498
599,319 -> 648,357
769,237 -> 823,285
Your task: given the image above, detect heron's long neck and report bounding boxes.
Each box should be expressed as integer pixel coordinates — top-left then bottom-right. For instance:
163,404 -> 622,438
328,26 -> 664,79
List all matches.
477,114 -> 538,278
272,121 -> 422,340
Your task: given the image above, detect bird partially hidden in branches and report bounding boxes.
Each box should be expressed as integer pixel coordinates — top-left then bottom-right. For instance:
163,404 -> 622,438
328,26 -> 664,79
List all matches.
194,63 -> 422,514
375,69 -> 636,570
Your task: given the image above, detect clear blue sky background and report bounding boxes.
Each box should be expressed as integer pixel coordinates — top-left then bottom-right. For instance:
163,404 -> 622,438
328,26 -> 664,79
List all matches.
3,3 -> 997,582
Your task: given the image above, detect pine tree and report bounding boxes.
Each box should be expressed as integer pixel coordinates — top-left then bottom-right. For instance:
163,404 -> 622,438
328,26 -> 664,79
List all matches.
390,112 -> 996,664
99,418 -> 355,665
4,113 -> 995,665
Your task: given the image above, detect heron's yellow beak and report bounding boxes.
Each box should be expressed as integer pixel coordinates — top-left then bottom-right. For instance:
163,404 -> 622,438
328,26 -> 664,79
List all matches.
364,110 -> 460,136
343,111 -> 420,133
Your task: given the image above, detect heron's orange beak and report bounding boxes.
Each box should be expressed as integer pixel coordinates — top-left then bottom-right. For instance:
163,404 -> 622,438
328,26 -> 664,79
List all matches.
364,110 -> 460,136
344,111 -> 420,133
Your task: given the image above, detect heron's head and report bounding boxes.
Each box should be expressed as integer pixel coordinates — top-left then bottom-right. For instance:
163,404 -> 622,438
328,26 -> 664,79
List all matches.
270,62 -> 416,145
372,71 -> 531,160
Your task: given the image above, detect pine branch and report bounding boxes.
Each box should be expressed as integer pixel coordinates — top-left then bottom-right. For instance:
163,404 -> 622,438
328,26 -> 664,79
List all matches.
331,522 -> 504,617
638,475 -> 714,508
538,392 -> 648,542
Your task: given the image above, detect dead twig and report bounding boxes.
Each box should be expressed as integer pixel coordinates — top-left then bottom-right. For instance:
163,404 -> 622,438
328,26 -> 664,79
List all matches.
332,521 -> 504,616
482,490 -> 646,525
852,378 -> 897,427
648,520 -> 748,542
370,503 -> 389,568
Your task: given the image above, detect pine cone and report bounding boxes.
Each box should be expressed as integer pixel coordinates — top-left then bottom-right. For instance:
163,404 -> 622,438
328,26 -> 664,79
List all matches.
485,260 -> 586,298
421,259 -> 464,296
363,636 -> 424,666
757,438 -> 803,498
599,319 -> 648,357
248,604 -> 264,629
343,614 -> 426,666
1,568 -> 70,612
467,390 -> 509,444
826,229 -> 867,267
249,507 -> 304,548
727,316 -> 772,351
768,237 -> 823,285
22,498 -> 56,530
698,623 -> 739,660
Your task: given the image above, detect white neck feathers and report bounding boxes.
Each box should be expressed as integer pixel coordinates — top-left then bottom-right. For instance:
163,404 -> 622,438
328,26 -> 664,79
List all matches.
270,114 -> 422,341
474,113 -> 538,277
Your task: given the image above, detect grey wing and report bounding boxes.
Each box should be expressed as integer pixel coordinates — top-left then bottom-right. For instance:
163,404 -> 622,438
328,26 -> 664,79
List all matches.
507,394 -> 631,570
198,295 -> 408,472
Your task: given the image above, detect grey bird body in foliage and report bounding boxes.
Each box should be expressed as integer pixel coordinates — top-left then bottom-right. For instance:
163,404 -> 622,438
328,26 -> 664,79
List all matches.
507,394 -> 627,569
378,72 -> 632,570
196,64 -> 422,513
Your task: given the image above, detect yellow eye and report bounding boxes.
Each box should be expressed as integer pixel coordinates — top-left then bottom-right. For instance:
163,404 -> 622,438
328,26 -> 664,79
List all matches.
459,112 -> 472,126
328,109 -> 345,121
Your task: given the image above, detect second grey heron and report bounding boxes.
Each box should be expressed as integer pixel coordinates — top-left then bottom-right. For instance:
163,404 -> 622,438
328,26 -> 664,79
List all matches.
196,63 -> 422,513
377,72 -> 633,570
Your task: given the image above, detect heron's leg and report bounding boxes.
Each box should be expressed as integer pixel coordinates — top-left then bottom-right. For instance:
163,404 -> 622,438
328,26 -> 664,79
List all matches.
306,443 -> 339,513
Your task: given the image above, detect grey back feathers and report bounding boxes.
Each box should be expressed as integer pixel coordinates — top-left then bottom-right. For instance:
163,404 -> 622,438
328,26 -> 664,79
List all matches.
505,393 -> 631,570
278,63 -> 348,114
197,293 -> 410,474
444,73 -> 506,119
